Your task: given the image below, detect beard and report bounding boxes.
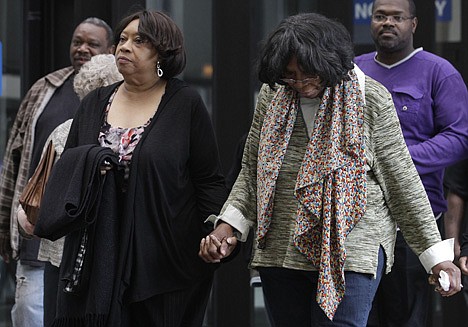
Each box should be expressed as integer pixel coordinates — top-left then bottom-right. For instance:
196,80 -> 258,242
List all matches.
372,32 -> 407,54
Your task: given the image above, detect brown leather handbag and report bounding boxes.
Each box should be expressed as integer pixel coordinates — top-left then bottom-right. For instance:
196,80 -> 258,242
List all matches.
19,140 -> 57,224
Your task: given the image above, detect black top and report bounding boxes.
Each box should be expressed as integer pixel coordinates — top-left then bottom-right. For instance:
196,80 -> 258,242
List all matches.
29,75 -> 79,178
21,74 -> 79,265
65,78 -> 228,309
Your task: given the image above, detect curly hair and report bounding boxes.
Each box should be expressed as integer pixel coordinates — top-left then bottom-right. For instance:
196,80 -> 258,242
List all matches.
73,54 -> 123,100
257,13 -> 355,89
113,10 -> 186,79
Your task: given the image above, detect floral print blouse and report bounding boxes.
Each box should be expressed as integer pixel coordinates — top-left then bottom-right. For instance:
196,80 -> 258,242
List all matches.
98,87 -> 152,182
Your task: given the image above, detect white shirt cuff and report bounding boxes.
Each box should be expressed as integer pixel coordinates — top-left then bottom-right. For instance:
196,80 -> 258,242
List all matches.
204,204 -> 253,242
418,238 -> 455,273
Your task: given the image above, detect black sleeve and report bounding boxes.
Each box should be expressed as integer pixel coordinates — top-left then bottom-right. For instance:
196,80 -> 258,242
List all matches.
64,89 -> 107,150
188,94 -> 228,218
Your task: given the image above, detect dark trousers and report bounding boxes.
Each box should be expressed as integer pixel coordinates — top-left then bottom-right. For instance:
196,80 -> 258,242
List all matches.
439,214 -> 468,327
129,276 -> 213,327
367,232 -> 430,327
258,247 -> 385,327
43,262 -> 60,327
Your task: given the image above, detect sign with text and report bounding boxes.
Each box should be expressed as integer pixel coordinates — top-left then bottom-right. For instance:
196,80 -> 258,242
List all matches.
353,0 -> 452,24
354,0 -> 373,25
435,0 -> 451,21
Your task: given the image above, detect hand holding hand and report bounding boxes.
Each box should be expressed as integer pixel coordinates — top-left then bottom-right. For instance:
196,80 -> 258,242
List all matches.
199,222 -> 238,263
428,260 -> 462,296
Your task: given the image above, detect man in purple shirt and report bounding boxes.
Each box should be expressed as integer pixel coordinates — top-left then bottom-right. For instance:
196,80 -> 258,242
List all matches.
355,0 -> 468,326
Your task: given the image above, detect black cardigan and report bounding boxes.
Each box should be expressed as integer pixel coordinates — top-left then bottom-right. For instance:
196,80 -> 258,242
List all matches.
65,78 -> 228,322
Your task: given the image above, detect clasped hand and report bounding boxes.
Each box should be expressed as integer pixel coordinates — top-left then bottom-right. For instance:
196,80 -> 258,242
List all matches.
428,260 -> 463,296
199,222 -> 237,263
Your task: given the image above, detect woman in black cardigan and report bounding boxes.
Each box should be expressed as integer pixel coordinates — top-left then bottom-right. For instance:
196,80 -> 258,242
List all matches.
58,9 -> 227,326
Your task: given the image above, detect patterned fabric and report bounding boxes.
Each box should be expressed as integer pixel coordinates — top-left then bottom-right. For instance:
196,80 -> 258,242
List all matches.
98,87 -> 151,181
64,227 -> 88,293
256,70 -> 367,320
0,67 -> 75,258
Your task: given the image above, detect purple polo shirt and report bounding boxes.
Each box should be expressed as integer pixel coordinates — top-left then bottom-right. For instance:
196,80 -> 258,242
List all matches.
355,49 -> 468,214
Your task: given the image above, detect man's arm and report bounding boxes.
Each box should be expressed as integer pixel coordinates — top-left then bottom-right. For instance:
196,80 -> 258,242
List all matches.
444,192 -> 465,262
408,73 -> 468,174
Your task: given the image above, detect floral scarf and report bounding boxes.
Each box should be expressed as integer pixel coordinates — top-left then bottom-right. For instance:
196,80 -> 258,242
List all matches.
256,69 -> 367,320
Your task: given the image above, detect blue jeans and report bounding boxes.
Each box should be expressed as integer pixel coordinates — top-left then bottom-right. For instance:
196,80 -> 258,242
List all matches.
11,260 -> 44,327
258,247 -> 385,327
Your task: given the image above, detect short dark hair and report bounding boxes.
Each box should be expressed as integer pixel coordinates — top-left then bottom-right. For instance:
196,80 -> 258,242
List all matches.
80,17 -> 114,48
114,10 -> 186,79
372,0 -> 416,17
257,13 -> 354,88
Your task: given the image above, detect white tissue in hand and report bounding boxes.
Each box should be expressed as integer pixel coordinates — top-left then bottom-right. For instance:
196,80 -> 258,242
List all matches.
438,270 -> 450,291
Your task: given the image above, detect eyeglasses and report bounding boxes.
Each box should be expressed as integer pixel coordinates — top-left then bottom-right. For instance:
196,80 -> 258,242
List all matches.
372,14 -> 414,24
280,76 -> 320,86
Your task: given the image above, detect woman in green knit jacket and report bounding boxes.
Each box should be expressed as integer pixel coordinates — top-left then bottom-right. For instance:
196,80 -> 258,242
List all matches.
199,12 -> 461,327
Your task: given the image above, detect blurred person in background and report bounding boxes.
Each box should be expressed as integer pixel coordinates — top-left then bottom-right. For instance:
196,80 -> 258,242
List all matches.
354,0 -> 468,325
0,17 -> 114,327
